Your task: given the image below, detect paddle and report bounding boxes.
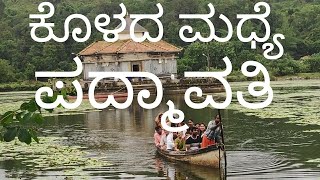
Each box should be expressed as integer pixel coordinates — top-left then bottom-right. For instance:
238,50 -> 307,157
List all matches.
218,109 -> 227,178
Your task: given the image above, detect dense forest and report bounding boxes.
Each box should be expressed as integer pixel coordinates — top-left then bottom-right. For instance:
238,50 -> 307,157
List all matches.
0,0 -> 319,83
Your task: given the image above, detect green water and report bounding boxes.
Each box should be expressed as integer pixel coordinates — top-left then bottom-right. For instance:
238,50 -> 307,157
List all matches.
0,80 -> 319,179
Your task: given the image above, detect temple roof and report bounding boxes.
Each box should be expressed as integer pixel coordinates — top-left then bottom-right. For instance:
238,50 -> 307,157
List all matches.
79,16 -> 181,56
115,16 -> 148,34
79,40 -> 182,55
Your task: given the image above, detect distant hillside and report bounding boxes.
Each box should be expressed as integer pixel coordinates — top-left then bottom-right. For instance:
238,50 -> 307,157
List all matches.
0,0 -> 319,82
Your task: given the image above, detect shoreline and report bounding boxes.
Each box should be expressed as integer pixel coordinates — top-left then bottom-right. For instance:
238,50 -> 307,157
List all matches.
0,73 -> 319,92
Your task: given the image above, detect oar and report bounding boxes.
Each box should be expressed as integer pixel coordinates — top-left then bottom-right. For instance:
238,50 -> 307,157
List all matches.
218,109 -> 227,179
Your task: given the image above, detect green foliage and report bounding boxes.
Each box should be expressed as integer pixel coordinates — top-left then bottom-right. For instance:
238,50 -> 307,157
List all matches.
0,99 -> 43,144
0,0 -> 319,83
0,0 -> 4,17
0,90 -> 67,144
268,59 -> 303,76
0,59 -> 16,83
180,41 -> 237,71
174,1 -> 319,76
303,54 -> 320,73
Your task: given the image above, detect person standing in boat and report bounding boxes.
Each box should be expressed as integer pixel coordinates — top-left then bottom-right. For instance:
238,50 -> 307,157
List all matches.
201,114 -> 222,148
187,119 -> 194,128
154,113 -> 163,127
155,112 -> 172,128
186,127 -> 202,151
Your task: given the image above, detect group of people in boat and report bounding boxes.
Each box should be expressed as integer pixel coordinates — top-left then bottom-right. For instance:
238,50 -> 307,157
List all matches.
154,113 -> 222,151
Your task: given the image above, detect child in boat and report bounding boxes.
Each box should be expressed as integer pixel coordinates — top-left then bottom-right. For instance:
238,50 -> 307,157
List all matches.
186,127 -> 202,151
201,114 -> 221,148
174,132 -> 186,151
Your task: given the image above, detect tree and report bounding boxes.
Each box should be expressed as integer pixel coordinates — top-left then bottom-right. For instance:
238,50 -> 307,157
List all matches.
0,0 -> 319,81
0,0 -> 5,18
181,41 -> 236,71
0,59 -> 15,83
303,54 -> 320,73
24,63 -> 36,80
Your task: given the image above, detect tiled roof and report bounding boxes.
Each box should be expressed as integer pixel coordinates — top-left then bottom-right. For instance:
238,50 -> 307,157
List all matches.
115,16 -> 148,34
79,40 -> 182,55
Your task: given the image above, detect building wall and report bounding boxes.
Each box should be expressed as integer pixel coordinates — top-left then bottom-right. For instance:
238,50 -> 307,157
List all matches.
143,59 -> 177,75
83,59 -> 177,80
82,53 -> 177,63
83,62 -> 131,80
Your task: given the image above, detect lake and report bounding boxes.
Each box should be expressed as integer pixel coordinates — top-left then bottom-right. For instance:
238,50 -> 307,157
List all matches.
0,80 -> 319,179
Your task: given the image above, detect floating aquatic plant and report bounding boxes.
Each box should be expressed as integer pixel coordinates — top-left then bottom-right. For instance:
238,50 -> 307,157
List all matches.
0,137 -> 111,177
227,81 -> 320,126
205,80 -> 320,127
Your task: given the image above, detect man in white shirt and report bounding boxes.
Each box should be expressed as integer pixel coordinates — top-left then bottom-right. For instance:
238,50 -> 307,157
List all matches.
160,130 -> 168,150
166,132 -> 175,151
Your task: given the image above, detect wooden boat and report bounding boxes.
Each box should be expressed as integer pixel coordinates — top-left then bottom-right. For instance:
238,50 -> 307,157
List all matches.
156,145 -> 224,168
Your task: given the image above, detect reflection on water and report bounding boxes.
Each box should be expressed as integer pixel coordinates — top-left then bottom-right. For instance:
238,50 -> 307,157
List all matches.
0,88 -> 320,179
154,157 -> 224,180
227,151 -> 319,179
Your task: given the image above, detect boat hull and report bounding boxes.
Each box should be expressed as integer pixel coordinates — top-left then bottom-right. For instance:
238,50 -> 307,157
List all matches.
156,146 -> 224,168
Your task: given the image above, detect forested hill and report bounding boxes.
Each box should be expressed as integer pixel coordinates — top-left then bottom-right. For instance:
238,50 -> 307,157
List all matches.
0,0 -> 319,83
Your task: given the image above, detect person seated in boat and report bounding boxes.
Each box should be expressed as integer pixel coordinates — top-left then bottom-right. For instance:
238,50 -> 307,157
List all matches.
199,123 -> 207,138
184,130 -> 191,140
186,127 -> 202,151
166,131 -> 178,151
201,114 -> 222,148
174,132 -> 186,151
195,123 -> 200,129
194,123 -> 201,134
154,126 -> 164,148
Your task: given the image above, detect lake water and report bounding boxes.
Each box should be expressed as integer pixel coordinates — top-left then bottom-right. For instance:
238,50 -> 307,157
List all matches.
0,80 -> 319,179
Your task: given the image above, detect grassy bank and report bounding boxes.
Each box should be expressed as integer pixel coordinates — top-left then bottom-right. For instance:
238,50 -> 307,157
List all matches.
228,72 -> 320,82
276,73 -> 320,81
0,81 -> 49,92
1,73 -> 319,92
